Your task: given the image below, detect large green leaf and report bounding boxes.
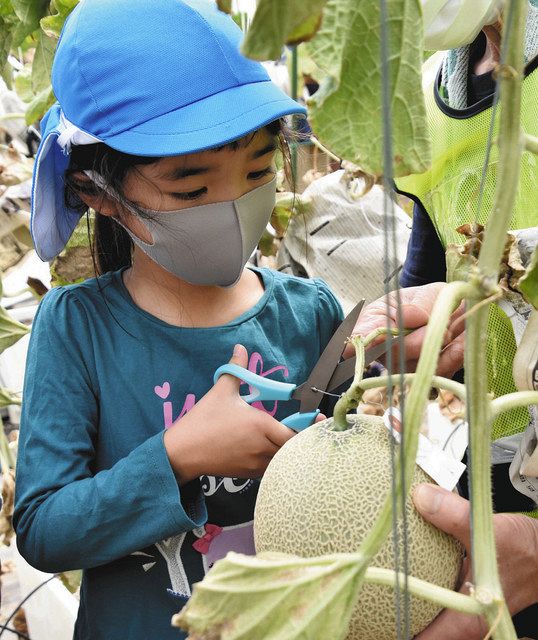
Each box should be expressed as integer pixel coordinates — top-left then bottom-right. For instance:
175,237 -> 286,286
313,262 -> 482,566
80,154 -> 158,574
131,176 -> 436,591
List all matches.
32,30 -> 56,93
50,215 -> 94,287
0,305 -> 29,353
25,84 -> 55,125
58,569 -> 82,594
0,387 -> 21,407
306,0 -> 430,177
10,0 -> 49,47
0,0 -> 13,17
14,64 -> 34,102
242,0 -> 327,60
216,0 -> 232,14
40,0 -> 79,39
173,551 -> 366,640
519,245 -> 538,309
0,16 -> 15,86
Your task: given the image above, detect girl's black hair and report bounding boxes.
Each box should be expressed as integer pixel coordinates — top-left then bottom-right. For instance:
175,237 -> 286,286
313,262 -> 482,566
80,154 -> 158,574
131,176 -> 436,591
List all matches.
64,119 -> 288,275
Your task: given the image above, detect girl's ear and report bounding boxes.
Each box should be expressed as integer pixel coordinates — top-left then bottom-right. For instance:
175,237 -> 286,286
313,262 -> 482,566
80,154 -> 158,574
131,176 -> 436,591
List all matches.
70,171 -> 119,217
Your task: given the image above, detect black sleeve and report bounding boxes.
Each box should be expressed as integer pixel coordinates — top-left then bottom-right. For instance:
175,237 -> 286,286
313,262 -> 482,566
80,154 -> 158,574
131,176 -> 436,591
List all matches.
400,200 -> 447,288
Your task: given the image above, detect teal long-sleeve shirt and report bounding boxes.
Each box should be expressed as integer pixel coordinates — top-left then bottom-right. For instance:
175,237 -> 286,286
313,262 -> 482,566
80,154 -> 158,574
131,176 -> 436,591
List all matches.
14,267 -> 343,640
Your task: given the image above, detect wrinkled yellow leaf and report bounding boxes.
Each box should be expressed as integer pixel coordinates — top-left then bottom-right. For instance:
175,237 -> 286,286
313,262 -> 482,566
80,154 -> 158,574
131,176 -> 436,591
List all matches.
173,551 -> 366,640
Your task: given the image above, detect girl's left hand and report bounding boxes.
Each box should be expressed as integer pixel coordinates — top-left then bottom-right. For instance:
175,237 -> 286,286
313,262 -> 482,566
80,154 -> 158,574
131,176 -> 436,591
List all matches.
343,282 -> 465,378
412,484 -> 538,639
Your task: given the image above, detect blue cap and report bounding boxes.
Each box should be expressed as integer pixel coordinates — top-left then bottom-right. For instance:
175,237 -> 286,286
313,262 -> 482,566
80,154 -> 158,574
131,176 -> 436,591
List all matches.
31,0 -> 306,261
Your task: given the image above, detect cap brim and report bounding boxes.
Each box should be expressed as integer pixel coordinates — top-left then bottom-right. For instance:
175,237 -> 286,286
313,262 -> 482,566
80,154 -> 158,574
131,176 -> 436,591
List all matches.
101,80 -> 307,156
31,103 -> 85,262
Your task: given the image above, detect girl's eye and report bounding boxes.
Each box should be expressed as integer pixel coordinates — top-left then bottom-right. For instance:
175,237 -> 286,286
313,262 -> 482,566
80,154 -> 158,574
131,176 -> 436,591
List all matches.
248,167 -> 274,180
170,187 -> 207,201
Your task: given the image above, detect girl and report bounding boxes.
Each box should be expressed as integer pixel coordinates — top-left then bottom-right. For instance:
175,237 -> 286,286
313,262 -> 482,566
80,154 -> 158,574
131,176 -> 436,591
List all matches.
14,2 -> 343,638
13,1 -> 462,638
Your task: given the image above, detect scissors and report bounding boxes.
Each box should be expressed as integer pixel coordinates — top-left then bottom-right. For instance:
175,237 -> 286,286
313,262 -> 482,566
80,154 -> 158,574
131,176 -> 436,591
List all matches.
213,300 -> 391,432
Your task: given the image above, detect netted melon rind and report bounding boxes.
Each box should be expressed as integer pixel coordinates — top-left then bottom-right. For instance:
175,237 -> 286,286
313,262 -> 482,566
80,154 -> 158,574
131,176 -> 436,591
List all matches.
254,414 -> 463,640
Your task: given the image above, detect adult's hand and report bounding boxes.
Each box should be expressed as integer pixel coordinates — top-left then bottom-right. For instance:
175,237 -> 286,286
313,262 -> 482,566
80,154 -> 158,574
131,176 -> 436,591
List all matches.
412,483 -> 538,639
343,282 -> 465,378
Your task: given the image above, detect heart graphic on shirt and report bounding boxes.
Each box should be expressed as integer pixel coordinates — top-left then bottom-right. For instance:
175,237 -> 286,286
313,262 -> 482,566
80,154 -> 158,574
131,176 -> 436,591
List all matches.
154,382 -> 171,400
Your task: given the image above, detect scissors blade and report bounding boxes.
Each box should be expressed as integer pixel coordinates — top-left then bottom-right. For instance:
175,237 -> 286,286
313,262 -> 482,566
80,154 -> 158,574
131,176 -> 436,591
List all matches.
292,299 -> 365,413
324,339 -> 393,392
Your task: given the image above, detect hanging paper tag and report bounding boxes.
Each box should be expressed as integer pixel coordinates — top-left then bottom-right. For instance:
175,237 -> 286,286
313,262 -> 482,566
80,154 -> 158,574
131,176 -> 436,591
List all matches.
382,407 -> 466,491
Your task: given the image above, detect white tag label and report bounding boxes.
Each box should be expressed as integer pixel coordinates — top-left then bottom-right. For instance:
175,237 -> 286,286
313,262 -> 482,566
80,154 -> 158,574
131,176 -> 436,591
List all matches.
382,407 -> 466,491
509,408 -> 538,504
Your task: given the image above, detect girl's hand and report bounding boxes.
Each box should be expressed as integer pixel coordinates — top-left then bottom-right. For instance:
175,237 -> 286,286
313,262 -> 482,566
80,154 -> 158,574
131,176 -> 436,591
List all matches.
164,345 -> 323,484
343,282 -> 465,378
412,484 -> 538,639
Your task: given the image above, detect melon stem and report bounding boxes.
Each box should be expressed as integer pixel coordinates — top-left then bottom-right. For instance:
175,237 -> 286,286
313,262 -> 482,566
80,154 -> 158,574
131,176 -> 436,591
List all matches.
363,566 -> 483,616
333,329 -> 402,431
490,391 -> 538,419
358,373 -> 466,403
333,334 -> 366,430
465,2 -> 528,636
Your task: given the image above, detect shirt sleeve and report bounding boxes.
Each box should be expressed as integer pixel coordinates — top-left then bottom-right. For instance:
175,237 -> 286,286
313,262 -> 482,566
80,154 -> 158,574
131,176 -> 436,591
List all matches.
400,201 -> 447,288
13,287 -> 206,574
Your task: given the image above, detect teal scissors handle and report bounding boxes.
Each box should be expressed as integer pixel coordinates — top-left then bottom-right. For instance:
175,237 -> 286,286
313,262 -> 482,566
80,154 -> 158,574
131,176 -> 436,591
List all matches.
213,363 -> 319,431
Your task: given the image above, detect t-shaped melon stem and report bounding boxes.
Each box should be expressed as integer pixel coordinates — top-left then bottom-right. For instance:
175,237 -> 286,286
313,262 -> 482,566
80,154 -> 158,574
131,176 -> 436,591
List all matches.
333,329 -> 404,431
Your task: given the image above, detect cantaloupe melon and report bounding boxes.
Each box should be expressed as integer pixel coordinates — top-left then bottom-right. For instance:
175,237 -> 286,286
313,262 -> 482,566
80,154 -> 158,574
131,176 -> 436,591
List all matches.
254,413 -> 463,639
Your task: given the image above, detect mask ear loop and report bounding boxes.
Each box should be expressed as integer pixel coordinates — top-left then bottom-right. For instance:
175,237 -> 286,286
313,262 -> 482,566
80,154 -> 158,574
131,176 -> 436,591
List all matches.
83,169 -> 157,246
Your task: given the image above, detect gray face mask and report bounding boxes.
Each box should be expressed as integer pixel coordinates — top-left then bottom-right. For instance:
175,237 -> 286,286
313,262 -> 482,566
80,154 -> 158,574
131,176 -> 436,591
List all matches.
86,171 -> 276,287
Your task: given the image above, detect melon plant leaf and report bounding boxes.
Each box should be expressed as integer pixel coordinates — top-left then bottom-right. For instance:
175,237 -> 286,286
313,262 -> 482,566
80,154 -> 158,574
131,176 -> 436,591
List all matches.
216,0 -> 232,14
241,0 -> 327,61
0,17 -> 14,86
14,65 -> 34,102
0,387 -> 21,407
268,192 -> 312,236
258,229 -> 277,257
0,0 -> 12,15
40,0 -> 79,39
25,85 -> 55,125
445,244 -> 475,283
10,0 -> 49,47
50,216 -> 94,286
173,551 -> 366,640
519,245 -> 538,309
58,569 -> 82,593
306,0 -> 430,178
12,224 -> 33,248
32,31 -> 56,93
0,305 -> 30,354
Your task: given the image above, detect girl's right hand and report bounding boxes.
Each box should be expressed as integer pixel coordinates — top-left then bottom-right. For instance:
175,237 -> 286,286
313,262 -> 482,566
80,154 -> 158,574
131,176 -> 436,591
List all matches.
163,344 -> 296,484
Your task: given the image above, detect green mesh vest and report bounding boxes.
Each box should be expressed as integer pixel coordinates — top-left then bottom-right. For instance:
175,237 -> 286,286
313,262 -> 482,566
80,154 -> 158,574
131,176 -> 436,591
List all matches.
397,54 -> 538,448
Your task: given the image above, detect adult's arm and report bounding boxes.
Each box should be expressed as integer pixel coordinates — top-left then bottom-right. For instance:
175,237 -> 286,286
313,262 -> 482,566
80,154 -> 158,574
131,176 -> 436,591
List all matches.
400,201 -> 447,288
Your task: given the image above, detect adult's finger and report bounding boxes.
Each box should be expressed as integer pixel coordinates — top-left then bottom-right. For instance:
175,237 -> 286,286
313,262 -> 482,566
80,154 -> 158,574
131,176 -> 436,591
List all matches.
412,484 -> 472,550
398,282 -> 446,327
436,332 -> 465,378
414,599 -> 488,640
